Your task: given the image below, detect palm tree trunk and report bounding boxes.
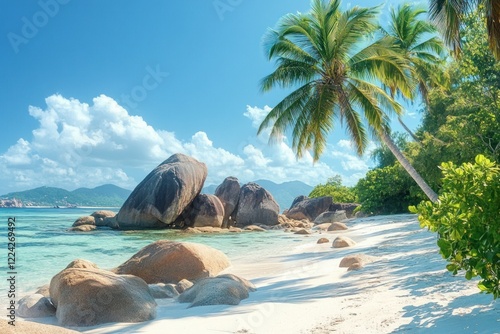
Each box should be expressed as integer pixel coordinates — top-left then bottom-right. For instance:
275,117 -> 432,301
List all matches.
379,130 -> 439,202
398,116 -> 422,145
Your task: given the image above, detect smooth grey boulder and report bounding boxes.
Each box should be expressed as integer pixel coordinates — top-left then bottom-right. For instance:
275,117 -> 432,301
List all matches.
148,283 -> 180,298
178,194 -> 224,228
314,210 -> 348,224
18,294 -> 56,318
214,176 -> 241,228
329,203 -> 360,218
178,274 -> 256,307
286,196 -> 332,221
115,153 -> 207,229
234,183 -> 279,227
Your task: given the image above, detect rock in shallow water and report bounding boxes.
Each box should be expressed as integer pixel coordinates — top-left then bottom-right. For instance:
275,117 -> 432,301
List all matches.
116,153 -> 207,229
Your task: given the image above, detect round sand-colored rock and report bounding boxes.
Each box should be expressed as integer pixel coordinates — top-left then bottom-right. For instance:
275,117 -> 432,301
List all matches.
234,183 -> 279,226
91,210 -> 116,226
66,258 -> 99,269
243,225 -> 267,232
339,254 -> 374,268
348,263 -> 364,271
72,216 -> 95,227
176,279 -> 194,293
18,294 -> 56,318
317,237 -> 330,244
116,153 -> 207,229
114,240 -> 230,284
215,176 -> 241,228
294,228 -> 311,235
0,319 -> 80,334
68,224 -> 96,232
50,266 -> 156,326
327,222 -> 348,231
332,236 -> 356,248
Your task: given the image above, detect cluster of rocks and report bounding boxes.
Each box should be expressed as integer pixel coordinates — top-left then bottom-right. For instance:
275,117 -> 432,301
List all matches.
69,153 -> 360,234
18,240 -> 255,327
0,198 -> 23,208
70,154 -> 283,231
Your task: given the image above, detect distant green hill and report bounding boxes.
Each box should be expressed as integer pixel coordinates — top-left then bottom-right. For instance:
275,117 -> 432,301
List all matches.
1,184 -> 131,207
203,179 -> 313,211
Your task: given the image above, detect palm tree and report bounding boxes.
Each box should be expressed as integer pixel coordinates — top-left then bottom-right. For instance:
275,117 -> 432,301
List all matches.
258,0 -> 439,202
381,4 -> 448,142
428,0 -> 500,59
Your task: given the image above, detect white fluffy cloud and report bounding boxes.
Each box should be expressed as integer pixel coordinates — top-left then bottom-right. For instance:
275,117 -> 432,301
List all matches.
0,95 -> 372,193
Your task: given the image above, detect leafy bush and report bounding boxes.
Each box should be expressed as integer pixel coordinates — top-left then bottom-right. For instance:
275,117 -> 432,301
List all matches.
411,155 -> 500,298
356,165 -> 424,215
309,175 -> 357,203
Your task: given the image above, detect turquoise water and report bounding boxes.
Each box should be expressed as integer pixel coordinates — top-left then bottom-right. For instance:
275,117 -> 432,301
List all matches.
0,207 -> 308,299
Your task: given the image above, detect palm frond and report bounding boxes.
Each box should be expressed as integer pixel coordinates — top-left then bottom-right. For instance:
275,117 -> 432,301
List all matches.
260,58 -> 318,92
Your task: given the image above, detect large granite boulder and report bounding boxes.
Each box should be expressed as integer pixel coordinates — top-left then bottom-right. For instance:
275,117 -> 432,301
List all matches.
214,176 -> 241,228
329,203 -> 360,218
314,210 -> 348,224
113,240 -> 230,284
178,274 -> 256,308
49,263 -> 156,327
234,183 -> 279,227
178,194 -> 224,228
285,196 -> 332,221
116,154 -> 207,229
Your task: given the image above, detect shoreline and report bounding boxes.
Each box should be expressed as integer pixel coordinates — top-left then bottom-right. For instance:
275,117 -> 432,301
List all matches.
18,214 -> 499,333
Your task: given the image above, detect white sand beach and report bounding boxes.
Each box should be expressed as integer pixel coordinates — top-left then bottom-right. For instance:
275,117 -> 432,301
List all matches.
21,214 -> 499,333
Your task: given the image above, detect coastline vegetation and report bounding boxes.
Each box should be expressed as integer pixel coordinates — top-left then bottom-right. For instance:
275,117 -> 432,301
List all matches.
261,0 -> 499,297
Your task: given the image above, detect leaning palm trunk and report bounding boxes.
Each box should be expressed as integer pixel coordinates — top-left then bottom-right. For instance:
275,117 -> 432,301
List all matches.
397,116 -> 421,145
379,130 -> 439,202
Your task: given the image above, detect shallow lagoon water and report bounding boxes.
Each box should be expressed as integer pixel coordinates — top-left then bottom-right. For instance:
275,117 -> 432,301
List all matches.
0,207 -> 311,299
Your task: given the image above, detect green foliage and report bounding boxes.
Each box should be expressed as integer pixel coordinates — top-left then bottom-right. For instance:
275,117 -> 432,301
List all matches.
356,165 -> 424,215
309,175 -> 357,203
408,11 -> 500,192
411,155 -> 500,298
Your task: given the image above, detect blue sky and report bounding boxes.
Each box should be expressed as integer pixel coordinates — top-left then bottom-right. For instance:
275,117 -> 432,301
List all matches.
0,0 -> 427,194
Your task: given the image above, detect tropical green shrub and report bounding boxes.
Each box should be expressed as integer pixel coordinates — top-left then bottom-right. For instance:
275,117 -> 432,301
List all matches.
309,175 -> 357,203
411,155 -> 500,298
356,165 -> 424,215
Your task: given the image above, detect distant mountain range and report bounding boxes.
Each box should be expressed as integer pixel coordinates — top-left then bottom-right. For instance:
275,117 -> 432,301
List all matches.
1,184 -> 132,207
1,179 -> 313,209
203,179 -> 313,211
